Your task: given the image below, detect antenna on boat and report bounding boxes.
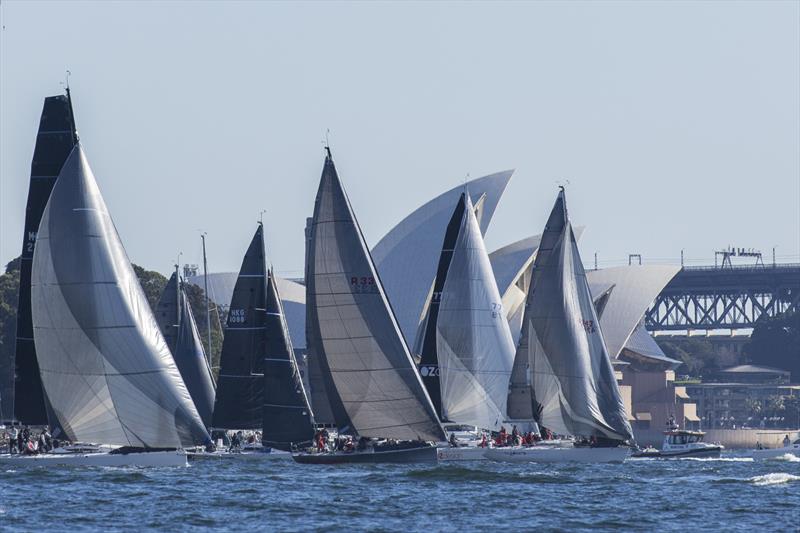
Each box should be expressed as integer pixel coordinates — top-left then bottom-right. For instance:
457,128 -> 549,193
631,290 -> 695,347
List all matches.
200,231 -> 212,364
61,70 -> 79,143
323,129 -> 332,159
259,209 -> 266,226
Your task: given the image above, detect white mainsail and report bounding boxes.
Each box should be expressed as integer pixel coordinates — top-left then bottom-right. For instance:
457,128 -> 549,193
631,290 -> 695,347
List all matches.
306,149 -> 446,442
507,188 -> 633,441
435,194 -> 515,430
31,145 -> 209,448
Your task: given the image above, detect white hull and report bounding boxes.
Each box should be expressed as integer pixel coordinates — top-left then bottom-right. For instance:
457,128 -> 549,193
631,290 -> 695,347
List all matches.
437,446 -> 492,461
485,445 -> 630,463
0,450 -> 188,467
188,449 -> 292,461
750,445 -> 800,460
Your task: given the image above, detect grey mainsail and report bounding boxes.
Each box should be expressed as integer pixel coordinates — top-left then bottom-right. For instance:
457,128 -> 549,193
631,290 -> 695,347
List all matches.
31,145 -> 209,448
435,193 -> 515,431
306,149 -> 446,442
507,188 -> 633,441
262,268 -> 315,450
155,272 -> 217,427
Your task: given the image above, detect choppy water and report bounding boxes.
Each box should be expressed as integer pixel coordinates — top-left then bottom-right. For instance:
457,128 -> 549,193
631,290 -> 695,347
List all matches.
1,453 -> 798,531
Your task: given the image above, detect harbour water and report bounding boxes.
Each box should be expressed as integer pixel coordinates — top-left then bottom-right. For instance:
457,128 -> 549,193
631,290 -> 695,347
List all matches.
1,454 -> 798,531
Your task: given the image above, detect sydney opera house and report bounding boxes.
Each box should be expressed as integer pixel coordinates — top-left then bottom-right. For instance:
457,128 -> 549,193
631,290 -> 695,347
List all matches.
190,171 -> 688,444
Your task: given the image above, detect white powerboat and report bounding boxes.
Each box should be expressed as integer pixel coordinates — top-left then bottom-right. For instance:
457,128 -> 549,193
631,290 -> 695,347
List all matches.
631,429 -> 723,459
749,437 -> 800,460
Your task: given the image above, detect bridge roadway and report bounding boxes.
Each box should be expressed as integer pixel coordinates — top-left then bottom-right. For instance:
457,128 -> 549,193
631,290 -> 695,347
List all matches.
645,263 -> 800,331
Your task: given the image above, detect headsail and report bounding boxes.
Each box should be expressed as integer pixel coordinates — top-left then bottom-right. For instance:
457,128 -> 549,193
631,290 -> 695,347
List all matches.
434,193 -> 515,431
31,145 -> 209,448
211,225 -> 268,430
156,272 -> 216,427
507,189 -> 633,441
306,149 -> 446,442
262,268 -> 315,450
13,92 -> 78,425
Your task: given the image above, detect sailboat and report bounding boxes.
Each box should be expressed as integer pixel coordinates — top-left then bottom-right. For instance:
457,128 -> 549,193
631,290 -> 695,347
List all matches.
11,90 -> 78,429
485,188 -> 634,463
207,223 -> 300,458
0,144 -> 211,467
155,270 -> 217,428
414,192 -> 516,461
293,148 -> 447,464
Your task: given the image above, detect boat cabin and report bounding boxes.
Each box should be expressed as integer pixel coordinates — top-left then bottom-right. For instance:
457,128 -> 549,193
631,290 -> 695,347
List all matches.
663,430 -> 706,446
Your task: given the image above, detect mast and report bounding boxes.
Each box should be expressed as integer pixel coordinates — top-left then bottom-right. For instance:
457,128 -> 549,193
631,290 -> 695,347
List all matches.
175,263 -> 182,329
201,233 -> 212,365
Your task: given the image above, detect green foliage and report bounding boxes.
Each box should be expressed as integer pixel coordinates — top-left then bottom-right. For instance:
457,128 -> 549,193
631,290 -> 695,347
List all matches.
744,310 -> 800,381
0,258 -> 20,420
657,337 -> 720,378
132,264 -> 168,310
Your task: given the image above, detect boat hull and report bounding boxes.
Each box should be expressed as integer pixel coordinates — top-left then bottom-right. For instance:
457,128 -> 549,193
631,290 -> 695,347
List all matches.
749,446 -> 800,461
437,446 -> 491,461
485,445 -> 630,463
188,449 -> 292,461
293,445 -> 438,464
0,450 -> 188,467
631,446 -> 723,459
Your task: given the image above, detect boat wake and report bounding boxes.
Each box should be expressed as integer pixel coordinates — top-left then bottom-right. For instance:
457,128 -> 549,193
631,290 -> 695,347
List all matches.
765,453 -> 800,463
749,473 -> 800,486
405,465 -> 573,484
676,457 -> 753,463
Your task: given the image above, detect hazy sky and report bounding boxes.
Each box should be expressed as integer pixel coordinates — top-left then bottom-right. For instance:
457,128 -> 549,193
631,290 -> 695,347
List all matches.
1,1 -> 798,278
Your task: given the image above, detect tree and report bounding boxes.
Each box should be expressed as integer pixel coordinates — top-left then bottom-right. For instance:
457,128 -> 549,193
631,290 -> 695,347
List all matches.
657,337 -> 719,378
0,258 -> 20,421
745,310 -> 800,381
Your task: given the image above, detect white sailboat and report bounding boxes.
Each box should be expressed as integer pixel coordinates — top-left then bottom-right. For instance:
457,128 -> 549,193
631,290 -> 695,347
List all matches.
414,192 -> 516,461
486,188 -> 634,464
1,144 -> 211,467
293,147 -> 447,464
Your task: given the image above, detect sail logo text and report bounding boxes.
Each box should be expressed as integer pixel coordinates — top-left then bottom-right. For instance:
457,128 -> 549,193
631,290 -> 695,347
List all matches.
350,276 -> 377,293
419,365 -> 440,377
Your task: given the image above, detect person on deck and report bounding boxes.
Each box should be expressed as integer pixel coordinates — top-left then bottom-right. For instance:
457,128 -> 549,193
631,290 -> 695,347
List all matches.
783,435 -> 791,447
9,426 -> 18,454
449,433 -> 458,448
511,425 -> 521,446
498,426 -> 507,446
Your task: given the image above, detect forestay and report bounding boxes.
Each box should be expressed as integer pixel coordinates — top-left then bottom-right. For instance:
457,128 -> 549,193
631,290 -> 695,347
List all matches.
436,194 -> 515,431
31,145 -> 209,448
306,149 -> 446,442
507,189 -> 633,441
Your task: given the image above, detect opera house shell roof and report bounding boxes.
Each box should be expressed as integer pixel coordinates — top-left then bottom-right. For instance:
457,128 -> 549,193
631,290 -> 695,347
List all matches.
189,174 -> 680,368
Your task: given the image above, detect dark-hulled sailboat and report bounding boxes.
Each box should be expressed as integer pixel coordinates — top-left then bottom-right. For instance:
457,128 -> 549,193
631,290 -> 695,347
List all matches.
294,148 -> 446,464
11,91 -> 78,427
486,188 -> 634,463
155,271 -> 217,428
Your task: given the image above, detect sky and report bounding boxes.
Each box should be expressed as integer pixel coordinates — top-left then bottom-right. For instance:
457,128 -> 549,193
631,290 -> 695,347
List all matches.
1,1 -> 798,278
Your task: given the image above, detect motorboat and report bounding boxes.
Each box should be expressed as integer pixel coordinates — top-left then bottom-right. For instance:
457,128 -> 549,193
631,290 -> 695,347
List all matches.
749,437 -> 800,460
631,429 -> 723,459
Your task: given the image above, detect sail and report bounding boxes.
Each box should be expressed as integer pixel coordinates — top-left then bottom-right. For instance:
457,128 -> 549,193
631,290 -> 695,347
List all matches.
508,189 -> 633,441
435,194 -> 515,431
13,93 -> 78,425
211,225 -> 267,429
414,193 -> 466,419
154,272 -> 181,355
31,145 -> 209,448
174,287 -> 217,427
262,268 -> 315,450
306,150 -> 446,442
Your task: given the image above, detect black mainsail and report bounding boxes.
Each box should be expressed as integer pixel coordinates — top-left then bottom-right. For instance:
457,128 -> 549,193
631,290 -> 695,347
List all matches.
211,225 -> 268,430
13,91 -> 78,425
262,268 -> 315,450
305,148 -> 445,442
507,188 -> 633,441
